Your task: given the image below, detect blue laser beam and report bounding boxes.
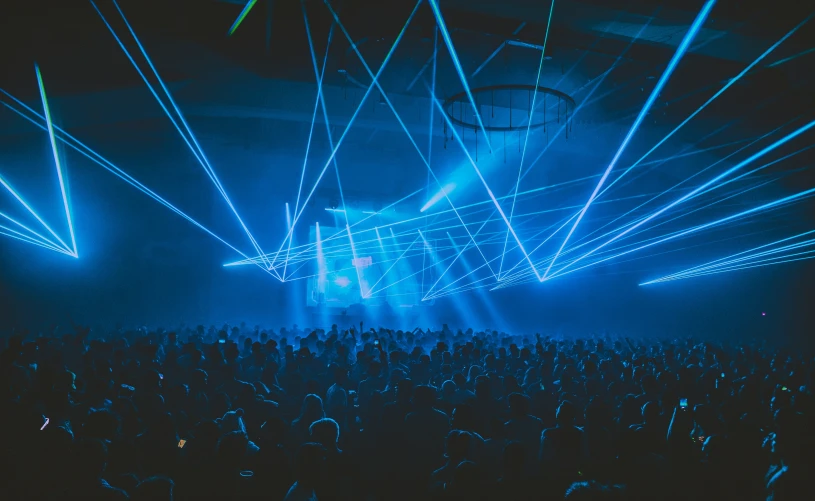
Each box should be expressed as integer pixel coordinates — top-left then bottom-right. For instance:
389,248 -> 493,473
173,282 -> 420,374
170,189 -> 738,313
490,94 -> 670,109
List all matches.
228,0 -> 259,36
570,121 -> 790,251
35,64 -> 77,257
270,0 -> 422,270
100,0 -> 274,273
0,211 -> 69,253
0,225 -> 73,255
286,8 -> 335,279
598,13 -> 812,200
501,0 -> 556,279
767,46 -> 815,68
0,92 -> 280,278
0,218 -> 72,255
365,232 -> 421,297
302,7 -> 354,285
0,172 -> 73,255
498,177 -> 782,288
641,230 -> 815,284
433,97 -> 542,281
554,118 -> 815,277
548,185 -> 815,282
646,250 -> 815,284
544,0 -> 716,279
428,0 -> 492,150
325,1 -> 497,277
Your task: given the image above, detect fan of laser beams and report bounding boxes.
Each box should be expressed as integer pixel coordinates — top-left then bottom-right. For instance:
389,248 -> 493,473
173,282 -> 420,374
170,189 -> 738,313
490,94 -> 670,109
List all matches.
0,64 -> 78,258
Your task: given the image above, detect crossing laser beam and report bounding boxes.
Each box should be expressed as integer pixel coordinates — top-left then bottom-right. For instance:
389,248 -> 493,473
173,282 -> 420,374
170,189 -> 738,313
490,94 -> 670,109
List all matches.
598,13 -> 812,200
544,0 -> 716,279
271,0 -> 422,270
98,0 -> 274,273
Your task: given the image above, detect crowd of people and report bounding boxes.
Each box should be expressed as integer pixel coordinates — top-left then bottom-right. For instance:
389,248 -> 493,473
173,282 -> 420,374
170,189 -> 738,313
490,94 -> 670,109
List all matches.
1,322 -> 812,500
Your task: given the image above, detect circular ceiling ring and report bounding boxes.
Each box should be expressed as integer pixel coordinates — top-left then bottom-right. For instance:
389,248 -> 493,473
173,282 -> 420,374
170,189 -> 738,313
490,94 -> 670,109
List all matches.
442,84 -> 577,133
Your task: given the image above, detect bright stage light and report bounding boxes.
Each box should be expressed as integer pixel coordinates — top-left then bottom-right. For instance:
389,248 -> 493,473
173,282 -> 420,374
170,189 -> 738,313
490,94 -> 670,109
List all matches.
544,0 -> 716,279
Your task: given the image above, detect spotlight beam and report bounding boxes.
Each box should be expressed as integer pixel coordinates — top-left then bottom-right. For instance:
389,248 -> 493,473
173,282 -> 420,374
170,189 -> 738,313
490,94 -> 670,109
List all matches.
270,0 -> 422,269
427,0 -> 492,150
553,119 -> 815,277
500,0 -> 556,279
35,64 -> 77,257
228,0 -> 259,36
544,0 -> 716,279
0,93 -> 279,278
95,0 -> 274,274
597,13 -> 812,199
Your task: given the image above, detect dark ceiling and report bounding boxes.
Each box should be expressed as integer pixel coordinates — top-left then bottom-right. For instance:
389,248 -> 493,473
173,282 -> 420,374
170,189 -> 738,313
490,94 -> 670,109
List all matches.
0,0 -> 813,199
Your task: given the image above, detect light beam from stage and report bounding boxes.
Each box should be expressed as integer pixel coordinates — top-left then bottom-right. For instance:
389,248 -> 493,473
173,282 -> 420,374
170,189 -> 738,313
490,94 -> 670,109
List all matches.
99,0 -> 275,274
597,13 -> 812,200
324,0 -> 497,278
0,172 -> 74,256
0,211 -> 72,255
552,119 -> 815,278
0,90 -> 279,277
544,0 -> 716,279
547,186 -> 815,282
270,0 -> 422,271
640,230 -> 815,284
501,0 -> 556,279
36,64 -> 77,257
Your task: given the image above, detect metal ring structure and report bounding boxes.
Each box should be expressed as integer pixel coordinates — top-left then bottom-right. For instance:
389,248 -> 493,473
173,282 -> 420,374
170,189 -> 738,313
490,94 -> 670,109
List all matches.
442,84 -> 576,132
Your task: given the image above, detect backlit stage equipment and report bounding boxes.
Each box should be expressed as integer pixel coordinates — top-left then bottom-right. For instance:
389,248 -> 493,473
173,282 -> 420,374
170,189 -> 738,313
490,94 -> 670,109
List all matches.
306,225 -> 432,310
